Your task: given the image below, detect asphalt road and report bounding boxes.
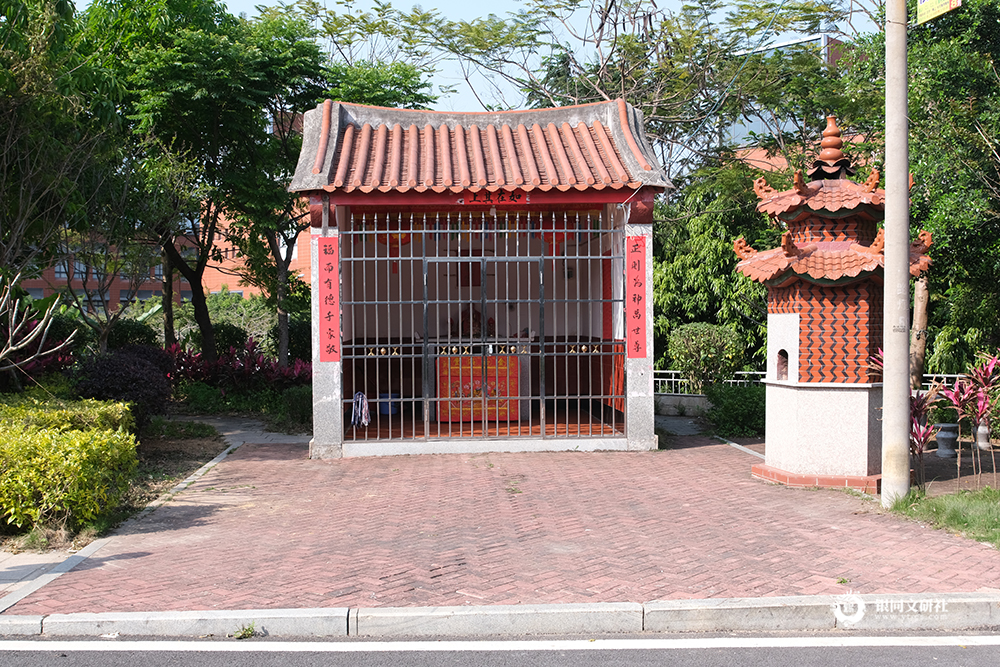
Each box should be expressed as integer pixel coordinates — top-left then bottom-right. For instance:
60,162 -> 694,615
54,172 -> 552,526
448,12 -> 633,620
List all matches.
4,634 -> 1000,666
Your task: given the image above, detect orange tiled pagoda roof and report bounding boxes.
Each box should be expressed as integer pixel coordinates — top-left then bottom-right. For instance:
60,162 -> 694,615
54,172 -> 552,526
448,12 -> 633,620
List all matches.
735,116 -> 932,285
735,230 -> 933,285
289,99 -> 671,196
755,173 -> 884,219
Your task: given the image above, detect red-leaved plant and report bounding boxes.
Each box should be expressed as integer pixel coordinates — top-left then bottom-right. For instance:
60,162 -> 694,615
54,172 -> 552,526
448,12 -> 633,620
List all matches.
166,339 -> 311,394
939,378 -> 978,487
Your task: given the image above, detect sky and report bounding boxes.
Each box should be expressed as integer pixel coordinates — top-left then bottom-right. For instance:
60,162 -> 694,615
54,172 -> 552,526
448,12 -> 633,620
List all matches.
76,1 -> 877,111
220,0 -> 533,110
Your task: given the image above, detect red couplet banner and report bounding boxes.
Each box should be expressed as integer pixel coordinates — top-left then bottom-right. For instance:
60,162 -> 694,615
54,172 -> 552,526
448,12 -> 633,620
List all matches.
626,236 -> 647,359
318,237 -> 341,362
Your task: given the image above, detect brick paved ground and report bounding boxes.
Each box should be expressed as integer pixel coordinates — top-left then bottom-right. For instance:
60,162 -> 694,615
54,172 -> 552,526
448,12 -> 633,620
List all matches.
7,436 -> 1000,615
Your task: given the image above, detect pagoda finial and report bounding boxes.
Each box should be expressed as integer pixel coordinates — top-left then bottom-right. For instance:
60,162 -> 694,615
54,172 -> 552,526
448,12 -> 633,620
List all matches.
818,116 -> 845,162
807,115 -> 855,181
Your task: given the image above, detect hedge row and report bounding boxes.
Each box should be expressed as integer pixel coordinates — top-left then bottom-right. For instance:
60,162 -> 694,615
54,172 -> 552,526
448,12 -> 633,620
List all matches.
0,396 -> 134,433
0,426 -> 137,528
0,396 -> 137,529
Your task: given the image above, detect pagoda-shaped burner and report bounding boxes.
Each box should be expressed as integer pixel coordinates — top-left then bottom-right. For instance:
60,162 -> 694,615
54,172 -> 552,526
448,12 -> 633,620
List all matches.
734,117 -> 932,491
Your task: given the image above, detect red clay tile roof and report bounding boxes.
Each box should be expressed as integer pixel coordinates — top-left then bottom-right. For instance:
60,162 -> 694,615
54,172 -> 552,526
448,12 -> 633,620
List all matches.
289,99 -> 671,195
742,117 -> 932,283
755,174 -> 884,219
735,230 -> 933,284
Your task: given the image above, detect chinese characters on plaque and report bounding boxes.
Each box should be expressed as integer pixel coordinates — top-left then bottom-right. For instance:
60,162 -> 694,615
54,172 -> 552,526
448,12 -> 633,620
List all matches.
626,236 -> 647,359
318,237 -> 341,362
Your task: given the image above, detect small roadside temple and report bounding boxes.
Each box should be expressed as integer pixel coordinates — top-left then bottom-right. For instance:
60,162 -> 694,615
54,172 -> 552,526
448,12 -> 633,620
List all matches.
289,99 -> 671,457
734,117 -> 932,491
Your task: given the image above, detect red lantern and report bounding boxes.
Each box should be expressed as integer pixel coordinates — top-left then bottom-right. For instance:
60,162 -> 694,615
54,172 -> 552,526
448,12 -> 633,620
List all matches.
540,217 -> 573,272
376,224 -> 412,274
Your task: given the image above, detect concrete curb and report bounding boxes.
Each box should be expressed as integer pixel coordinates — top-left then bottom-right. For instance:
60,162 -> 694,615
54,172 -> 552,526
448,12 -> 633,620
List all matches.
2,593 -> 997,638
42,608 -> 349,638
353,603 -> 643,637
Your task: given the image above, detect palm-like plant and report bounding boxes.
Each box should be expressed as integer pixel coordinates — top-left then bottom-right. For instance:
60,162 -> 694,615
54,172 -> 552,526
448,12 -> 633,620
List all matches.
966,353 -> 999,486
909,386 -> 942,490
939,379 -> 978,487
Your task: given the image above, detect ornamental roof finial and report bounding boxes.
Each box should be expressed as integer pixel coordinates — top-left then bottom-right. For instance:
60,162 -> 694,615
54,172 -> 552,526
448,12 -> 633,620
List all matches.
807,115 -> 856,181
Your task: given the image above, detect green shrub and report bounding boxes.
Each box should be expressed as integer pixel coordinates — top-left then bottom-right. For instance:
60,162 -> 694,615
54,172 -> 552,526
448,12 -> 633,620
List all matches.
176,381 -> 225,412
0,427 -> 137,528
107,318 -> 158,350
266,317 -> 312,362
47,311 -> 95,356
275,385 -> 312,429
668,323 -> 744,394
706,383 -> 765,438
22,372 -> 75,400
75,353 -> 170,431
175,290 -> 275,352
0,395 -> 134,432
213,321 -> 249,356
176,381 -> 306,432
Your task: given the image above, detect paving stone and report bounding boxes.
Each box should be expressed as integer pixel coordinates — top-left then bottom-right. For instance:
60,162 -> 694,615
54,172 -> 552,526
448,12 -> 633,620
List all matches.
4,433 -> 1000,616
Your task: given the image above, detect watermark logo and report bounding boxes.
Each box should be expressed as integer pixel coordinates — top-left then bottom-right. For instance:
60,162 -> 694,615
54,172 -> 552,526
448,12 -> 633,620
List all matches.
832,592 -> 866,626
831,594 -> 952,626
874,598 -> 949,619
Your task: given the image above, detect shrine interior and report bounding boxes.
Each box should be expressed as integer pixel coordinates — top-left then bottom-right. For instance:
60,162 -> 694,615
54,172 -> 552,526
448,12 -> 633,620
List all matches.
338,207 -> 628,443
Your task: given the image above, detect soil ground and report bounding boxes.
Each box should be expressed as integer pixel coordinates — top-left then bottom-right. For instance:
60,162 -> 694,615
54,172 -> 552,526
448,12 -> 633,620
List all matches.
131,431 -> 230,505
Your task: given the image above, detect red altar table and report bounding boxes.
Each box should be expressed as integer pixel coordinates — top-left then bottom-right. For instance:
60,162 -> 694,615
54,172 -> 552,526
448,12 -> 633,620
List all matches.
437,355 -> 519,421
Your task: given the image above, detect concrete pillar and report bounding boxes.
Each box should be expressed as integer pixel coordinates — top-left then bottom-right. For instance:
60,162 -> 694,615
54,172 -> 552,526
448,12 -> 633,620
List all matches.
882,0 -> 911,506
624,196 -> 656,451
310,198 -> 345,459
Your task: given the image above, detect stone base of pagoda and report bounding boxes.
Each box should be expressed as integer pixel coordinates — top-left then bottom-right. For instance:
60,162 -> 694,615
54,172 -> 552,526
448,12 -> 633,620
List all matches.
751,463 -> 881,493
763,381 -> 883,479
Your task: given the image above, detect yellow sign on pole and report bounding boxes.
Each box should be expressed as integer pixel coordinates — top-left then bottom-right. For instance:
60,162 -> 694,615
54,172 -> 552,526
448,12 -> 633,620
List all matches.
917,0 -> 962,24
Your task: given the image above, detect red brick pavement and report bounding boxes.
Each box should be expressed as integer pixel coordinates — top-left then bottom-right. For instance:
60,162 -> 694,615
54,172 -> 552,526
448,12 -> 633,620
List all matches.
7,437 -> 1000,615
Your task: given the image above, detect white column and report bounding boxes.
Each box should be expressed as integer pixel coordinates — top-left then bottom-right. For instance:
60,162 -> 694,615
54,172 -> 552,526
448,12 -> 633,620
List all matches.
624,214 -> 656,451
310,197 -> 345,458
882,0 -> 911,506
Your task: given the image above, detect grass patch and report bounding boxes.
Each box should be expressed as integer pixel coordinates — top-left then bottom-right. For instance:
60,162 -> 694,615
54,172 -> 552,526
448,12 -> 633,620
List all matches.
147,416 -> 218,439
174,382 -> 311,434
893,487 -> 1000,548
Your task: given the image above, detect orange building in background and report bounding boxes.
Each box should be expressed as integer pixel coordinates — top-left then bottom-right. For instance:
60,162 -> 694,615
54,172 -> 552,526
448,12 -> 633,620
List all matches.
20,223 -> 313,312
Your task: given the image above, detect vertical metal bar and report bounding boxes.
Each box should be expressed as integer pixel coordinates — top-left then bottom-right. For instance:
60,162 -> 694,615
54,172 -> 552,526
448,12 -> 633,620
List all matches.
361,213 -> 369,442
573,211 -> 582,436
538,224 -> 546,438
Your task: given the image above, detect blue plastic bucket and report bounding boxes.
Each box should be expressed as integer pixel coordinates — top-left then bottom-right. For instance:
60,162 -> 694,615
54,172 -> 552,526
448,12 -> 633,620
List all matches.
379,393 -> 401,415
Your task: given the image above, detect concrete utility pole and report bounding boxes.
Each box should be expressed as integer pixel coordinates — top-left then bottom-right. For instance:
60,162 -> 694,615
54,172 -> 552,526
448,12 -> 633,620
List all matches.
882,0 -> 911,507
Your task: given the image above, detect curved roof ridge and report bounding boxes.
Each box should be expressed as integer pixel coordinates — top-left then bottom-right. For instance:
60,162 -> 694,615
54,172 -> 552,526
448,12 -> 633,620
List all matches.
290,99 -> 671,195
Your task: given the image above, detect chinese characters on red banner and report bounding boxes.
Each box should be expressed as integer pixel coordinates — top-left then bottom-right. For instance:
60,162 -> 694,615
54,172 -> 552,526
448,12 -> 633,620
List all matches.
318,237 -> 341,362
626,236 -> 647,359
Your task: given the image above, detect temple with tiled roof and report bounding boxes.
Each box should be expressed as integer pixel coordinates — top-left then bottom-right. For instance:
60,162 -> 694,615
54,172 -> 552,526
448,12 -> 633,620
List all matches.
733,116 -> 932,492
291,99 -> 669,459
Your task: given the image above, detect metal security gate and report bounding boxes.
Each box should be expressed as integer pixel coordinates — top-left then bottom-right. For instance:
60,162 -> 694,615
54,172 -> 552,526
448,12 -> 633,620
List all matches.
340,210 -> 626,443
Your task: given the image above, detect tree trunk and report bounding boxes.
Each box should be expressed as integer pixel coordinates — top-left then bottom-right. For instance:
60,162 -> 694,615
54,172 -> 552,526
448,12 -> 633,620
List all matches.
163,239 -> 216,362
276,257 -> 289,368
188,284 -> 216,361
98,327 -> 110,355
162,247 -> 176,348
910,274 -> 930,389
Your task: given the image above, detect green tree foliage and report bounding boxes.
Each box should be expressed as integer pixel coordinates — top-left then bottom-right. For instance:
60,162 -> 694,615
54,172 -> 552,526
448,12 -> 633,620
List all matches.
0,0 -> 118,275
667,322 -> 744,393
655,161 -> 780,368
326,60 -> 436,108
221,5 -> 436,366
427,0 -> 847,172
842,0 -> 1000,373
